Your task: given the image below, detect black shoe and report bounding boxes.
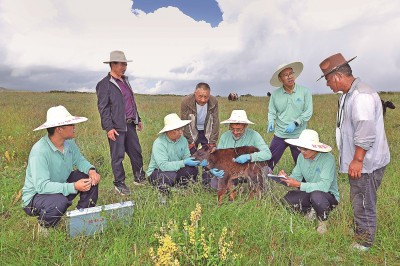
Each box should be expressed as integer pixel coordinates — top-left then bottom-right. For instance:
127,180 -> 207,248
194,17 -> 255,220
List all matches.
114,182 -> 131,195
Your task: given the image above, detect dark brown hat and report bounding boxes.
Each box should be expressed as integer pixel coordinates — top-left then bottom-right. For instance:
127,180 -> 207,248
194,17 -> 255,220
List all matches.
317,53 -> 356,81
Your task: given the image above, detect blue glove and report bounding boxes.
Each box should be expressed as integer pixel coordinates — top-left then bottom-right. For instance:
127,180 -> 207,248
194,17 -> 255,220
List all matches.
199,159 -> 208,167
234,154 -> 251,164
267,122 -> 274,133
210,168 -> 224,178
183,157 -> 200,167
284,122 -> 296,133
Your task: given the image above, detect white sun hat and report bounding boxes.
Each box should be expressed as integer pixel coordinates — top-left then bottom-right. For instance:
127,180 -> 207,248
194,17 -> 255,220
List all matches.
220,110 -> 255,124
159,113 -> 191,134
270,61 -> 303,87
285,129 -> 332,152
34,105 -> 88,131
103,50 -> 132,63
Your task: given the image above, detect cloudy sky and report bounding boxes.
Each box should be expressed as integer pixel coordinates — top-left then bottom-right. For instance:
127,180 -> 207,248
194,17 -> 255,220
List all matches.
1,0 -> 399,96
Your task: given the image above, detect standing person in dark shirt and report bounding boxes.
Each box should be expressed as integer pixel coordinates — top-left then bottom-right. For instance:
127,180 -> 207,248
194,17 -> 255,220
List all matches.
96,50 -> 145,196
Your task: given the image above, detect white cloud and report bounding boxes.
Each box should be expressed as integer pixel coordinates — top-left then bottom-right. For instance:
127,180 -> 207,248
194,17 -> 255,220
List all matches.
0,0 -> 399,95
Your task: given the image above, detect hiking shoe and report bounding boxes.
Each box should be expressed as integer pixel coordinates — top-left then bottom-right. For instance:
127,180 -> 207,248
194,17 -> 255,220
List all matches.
351,242 -> 370,252
305,208 -> 317,221
133,180 -> 145,186
316,220 -> 328,234
114,183 -> 131,195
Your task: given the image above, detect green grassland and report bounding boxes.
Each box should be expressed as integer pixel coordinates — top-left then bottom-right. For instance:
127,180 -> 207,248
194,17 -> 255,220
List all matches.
0,91 -> 399,265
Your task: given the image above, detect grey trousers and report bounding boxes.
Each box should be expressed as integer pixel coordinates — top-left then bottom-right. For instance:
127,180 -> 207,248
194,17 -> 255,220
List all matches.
108,123 -> 144,184
349,166 -> 385,247
148,166 -> 198,194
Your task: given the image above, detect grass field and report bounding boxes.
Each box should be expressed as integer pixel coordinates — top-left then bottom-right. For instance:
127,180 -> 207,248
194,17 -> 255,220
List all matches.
1,90 -> 399,265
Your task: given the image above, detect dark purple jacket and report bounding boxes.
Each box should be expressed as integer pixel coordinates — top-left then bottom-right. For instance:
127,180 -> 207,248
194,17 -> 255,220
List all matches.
96,74 -> 141,132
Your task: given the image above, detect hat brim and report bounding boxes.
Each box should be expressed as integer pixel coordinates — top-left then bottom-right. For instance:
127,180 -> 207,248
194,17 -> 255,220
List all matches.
270,62 -> 304,87
220,119 -> 254,125
158,120 -> 191,134
316,56 -> 357,81
33,117 -> 88,131
103,60 -> 133,63
285,138 -> 332,153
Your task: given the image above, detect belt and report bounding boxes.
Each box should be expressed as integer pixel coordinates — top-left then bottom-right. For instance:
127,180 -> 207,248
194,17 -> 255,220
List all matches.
126,118 -> 135,124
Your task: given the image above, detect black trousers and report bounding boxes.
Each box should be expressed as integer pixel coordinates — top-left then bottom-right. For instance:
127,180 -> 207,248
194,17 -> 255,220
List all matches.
108,123 -> 144,184
148,166 -> 198,194
23,170 -> 98,227
283,190 -> 338,221
189,130 -> 213,186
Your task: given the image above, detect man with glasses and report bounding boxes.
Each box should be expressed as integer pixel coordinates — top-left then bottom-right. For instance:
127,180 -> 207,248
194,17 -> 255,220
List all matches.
207,110 -> 272,190
22,106 -> 100,234
278,129 -> 339,235
267,62 -> 313,170
96,51 -> 146,196
318,53 -> 390,251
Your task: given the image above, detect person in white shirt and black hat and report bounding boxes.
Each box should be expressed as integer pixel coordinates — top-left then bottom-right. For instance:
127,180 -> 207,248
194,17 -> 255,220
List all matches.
22,106 -> 100,233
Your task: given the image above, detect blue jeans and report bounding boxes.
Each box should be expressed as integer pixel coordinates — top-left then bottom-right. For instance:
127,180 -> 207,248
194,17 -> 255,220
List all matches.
349,166 -> 385,247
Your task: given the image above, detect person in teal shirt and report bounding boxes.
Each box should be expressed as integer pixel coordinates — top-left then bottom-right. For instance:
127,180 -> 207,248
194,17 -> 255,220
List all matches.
267,62 -> 313,170
147,113 -> 205,202
207,110 -> 272,190
22,106 -> 101,230
278,129 -> 339,234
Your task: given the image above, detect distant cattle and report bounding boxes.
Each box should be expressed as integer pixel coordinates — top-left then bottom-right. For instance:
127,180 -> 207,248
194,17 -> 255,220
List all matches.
267,92 -> 271,97
381,100 -> 395,116
193,146 -> 271,205
228,92 -> 239,101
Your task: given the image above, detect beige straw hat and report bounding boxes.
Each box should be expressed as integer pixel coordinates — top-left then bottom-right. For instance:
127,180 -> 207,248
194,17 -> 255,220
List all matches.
270,61 -> 303,87
220,110 -> 254,124
103,50 -> 132,63
285,129 -> 332,152
34,105 -> 87,131
159,113 -> 191,134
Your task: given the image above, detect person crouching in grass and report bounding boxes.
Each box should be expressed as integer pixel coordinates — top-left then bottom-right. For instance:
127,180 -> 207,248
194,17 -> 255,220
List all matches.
278,129 -> 339,234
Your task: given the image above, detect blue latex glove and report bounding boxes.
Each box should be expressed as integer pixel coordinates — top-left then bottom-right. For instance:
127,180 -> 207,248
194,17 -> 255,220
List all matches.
199,159 -> 208,167
183,157 -> 200,166
210,168 -> 224,178
234,154 -> 251,164
284,122 -> 296,133
267,122 -> 274,133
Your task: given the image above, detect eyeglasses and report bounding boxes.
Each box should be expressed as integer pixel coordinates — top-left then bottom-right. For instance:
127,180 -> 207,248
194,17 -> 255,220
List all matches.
297,147 -> 309,152
172,128 -> 183,132
229,126 -> 245,133
280,72 -> 295,79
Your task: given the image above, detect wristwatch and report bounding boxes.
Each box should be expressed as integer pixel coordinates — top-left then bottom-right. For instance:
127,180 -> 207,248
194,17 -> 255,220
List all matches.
294,121 -> 299,127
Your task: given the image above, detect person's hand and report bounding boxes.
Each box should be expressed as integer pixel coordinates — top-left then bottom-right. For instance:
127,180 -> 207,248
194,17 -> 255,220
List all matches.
207,143 -> 217,153
278,169 -> 288,178
137,121 -> 143,132
88,169 -> 101,186
282,177 -> 301,188
348,159 -> 363,179
267,122 -> 274,133
107,129 -> 119,141
210,168 -> 224,178
74,179 -> 92,192
234,154 -> 251,164
284,122 -> 296,133
199,159 -> 208,167
183,157 -> 200,167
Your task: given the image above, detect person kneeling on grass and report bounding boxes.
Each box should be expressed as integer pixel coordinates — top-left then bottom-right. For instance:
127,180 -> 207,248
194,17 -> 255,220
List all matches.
278,129 -> 339,234
22,106 -> 101,234
147,113 -> 206,204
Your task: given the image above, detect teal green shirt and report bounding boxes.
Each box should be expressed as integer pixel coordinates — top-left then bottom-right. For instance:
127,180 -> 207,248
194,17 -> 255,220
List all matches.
290,152 -> 339,202
146,134 -> 191,176
218,128 -> 272,162
268,84 -> 313,138
22,135 -> 94,207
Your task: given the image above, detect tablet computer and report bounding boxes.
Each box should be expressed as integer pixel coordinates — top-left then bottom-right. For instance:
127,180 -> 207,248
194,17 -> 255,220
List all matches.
266,174 -> 287,185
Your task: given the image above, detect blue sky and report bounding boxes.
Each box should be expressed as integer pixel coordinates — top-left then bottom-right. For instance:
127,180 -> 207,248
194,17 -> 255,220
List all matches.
132,0 -> 223,27
0,0 -> 399,96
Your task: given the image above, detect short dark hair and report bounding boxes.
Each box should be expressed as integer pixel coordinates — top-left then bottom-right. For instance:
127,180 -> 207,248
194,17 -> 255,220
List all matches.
195,82 -> 210,91
47,127 -> 56,136
336,63 -> 353,77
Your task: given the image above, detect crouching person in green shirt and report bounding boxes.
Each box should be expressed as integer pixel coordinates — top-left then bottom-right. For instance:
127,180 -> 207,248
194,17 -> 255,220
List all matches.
22,106 -> 101,231
147,113 -> 204,203
278,129 -> 339,234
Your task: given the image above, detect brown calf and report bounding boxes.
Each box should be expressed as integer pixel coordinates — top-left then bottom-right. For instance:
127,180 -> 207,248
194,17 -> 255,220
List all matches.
193,145 -> 270,205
